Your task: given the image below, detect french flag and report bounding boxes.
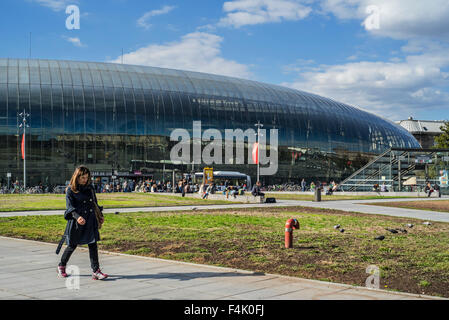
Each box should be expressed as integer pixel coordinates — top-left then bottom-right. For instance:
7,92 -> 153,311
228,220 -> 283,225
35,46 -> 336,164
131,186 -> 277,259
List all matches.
252,142 -> 259,164
21,133 -> 25,160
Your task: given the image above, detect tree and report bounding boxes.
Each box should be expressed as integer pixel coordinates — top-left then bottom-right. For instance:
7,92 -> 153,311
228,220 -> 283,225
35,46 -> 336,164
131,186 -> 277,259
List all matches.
434,121 -> 449,149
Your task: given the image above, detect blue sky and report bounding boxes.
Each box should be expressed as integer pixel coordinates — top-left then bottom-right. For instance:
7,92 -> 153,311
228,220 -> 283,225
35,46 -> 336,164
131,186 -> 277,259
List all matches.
1,0 -> 449,121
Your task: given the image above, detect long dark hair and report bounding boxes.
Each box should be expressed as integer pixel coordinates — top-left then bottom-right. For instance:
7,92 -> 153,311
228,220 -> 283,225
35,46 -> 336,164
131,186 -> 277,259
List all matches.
67,165 -> 92,193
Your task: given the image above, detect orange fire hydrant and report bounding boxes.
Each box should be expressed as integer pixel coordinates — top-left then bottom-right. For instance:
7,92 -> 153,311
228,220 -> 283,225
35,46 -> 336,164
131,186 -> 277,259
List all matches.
285,218 -> 300,248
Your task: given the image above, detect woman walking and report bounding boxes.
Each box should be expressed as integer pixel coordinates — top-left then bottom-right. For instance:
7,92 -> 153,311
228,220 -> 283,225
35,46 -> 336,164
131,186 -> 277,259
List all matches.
57,165 -> 108,280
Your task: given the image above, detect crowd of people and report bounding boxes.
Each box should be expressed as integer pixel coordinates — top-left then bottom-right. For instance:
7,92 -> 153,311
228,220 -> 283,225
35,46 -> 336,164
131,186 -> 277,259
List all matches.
93,179 -> 172,194
425,181 -> 441,198
0,177 -> 444,198
265,179 -> 339,194
91,178 -> 252,199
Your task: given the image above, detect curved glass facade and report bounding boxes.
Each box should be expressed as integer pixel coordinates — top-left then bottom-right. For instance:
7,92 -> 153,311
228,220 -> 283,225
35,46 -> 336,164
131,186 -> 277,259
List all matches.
0,58 -> 420,186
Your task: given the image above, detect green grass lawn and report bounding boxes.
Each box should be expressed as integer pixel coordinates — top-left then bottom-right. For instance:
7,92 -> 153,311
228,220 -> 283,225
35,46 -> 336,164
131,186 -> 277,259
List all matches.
265,193 -> 415,201
0,193 -> 235,212
0,206 -> 447,298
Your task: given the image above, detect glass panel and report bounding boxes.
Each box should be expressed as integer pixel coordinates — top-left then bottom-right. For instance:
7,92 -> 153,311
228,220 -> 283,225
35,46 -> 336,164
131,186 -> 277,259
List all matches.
124,88 -> 136,136
93,87 -> 105,133
138,74 -> 151,89
18,84 -> 30,115
59,67 -> 73,86
154,74 -> 173,91
8,66 -> 18,83
100,70 -> 113,87
169,91 -> 184,129
81,69 -> 93,87
151,90 -> 164,135
8,59 -> 18,67
114,87 -> 127,134
40,84 -> 51,130
179,92 -> 193,127
189,78 -> 206,95
52,85 -> 63,132
161,91 -> 174,134
0,84 -> 6,155
134,88 -> 145,135
111,71 -> 123,87
143,89 -> 156,135
19,66 -> 29,84
129,73 -> 143,89
73,86 -> 85,134
83,86 -> 95,134
104,86 -> 115,135
198,94 -> 211,127
177,75 -> 195,93
62,85 -> 74,168
89,67 -> 103,86
119,72 -> 133,88
208,97 -> 220,128
70,68 -> 83,86
0,67 -> 7,84
7,86 -> 18,133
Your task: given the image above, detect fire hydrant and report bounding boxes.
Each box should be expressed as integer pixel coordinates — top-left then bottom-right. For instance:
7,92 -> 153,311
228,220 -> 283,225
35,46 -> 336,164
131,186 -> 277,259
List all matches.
285,218 -> 300,248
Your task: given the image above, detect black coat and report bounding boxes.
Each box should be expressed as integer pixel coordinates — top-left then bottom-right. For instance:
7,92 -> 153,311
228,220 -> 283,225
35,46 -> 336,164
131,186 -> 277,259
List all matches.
63,184 -> 103,246
251,185 -> 262,196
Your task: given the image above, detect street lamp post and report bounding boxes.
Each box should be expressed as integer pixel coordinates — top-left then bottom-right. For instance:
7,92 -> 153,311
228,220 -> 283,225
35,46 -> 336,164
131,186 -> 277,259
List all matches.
18,110 -> 30,190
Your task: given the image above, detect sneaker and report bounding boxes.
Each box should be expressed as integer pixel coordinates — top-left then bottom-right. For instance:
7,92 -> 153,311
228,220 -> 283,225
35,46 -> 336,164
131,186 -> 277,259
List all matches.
92,268 -> 108,280
57,265 -> 68,278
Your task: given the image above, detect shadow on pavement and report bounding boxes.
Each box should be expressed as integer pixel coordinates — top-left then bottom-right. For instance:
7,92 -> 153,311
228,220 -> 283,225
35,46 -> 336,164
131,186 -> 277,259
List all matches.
92,271 -> 266,282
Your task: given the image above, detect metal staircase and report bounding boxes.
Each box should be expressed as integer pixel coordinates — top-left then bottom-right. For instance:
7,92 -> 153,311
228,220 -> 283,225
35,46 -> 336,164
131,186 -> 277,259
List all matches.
338,148 -> 449,192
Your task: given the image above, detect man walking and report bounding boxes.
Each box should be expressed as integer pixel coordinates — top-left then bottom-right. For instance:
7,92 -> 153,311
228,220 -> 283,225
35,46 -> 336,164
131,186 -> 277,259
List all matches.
251,181 -> 265,197
301,179 -> 306,192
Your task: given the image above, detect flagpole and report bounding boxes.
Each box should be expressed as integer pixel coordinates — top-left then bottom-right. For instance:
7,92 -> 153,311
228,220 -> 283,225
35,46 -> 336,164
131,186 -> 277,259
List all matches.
23,125 -> 26,190
255,121 -> 263,183
257,126 -> 260,182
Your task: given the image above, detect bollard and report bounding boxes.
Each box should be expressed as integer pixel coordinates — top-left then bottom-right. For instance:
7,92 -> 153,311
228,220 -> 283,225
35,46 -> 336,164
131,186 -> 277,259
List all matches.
285,218 -> 300,248
314,188 -> 321,202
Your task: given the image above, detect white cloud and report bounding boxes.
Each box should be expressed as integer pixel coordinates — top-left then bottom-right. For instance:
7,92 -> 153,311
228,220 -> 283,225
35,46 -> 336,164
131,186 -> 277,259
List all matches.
282,44 -> 449,119
218,0 -> 312,28
29,0 -> 75,11
63,36 -> 86,47
109,32 -> 252,78
137,5 -> 177,30
277,1 -> 449,119
215,0 -> 449,39
319,0 -> 449,40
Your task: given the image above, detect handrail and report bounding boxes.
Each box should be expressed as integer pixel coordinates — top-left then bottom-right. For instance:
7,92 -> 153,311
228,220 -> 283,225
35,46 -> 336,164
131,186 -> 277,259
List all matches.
337,148 -> 392,189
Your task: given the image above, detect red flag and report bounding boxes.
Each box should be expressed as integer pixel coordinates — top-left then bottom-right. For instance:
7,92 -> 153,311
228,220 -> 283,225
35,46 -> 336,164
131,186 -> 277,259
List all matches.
21,133 -> 25,160
252,142 -> 259,164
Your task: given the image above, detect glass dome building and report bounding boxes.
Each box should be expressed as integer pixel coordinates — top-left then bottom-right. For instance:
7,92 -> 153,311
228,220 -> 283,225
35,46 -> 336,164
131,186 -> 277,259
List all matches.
0,58 -> 420,187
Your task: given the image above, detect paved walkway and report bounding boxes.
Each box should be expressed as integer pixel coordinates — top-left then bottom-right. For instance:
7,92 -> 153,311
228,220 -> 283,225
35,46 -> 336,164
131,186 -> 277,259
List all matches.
1,197 -> 448,222
0,236 -> 444,300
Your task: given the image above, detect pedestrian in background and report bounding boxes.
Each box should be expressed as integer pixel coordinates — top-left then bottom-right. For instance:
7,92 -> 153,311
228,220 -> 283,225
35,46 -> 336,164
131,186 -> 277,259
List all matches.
301,179 -> 306,192
433,182 -> 441,198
